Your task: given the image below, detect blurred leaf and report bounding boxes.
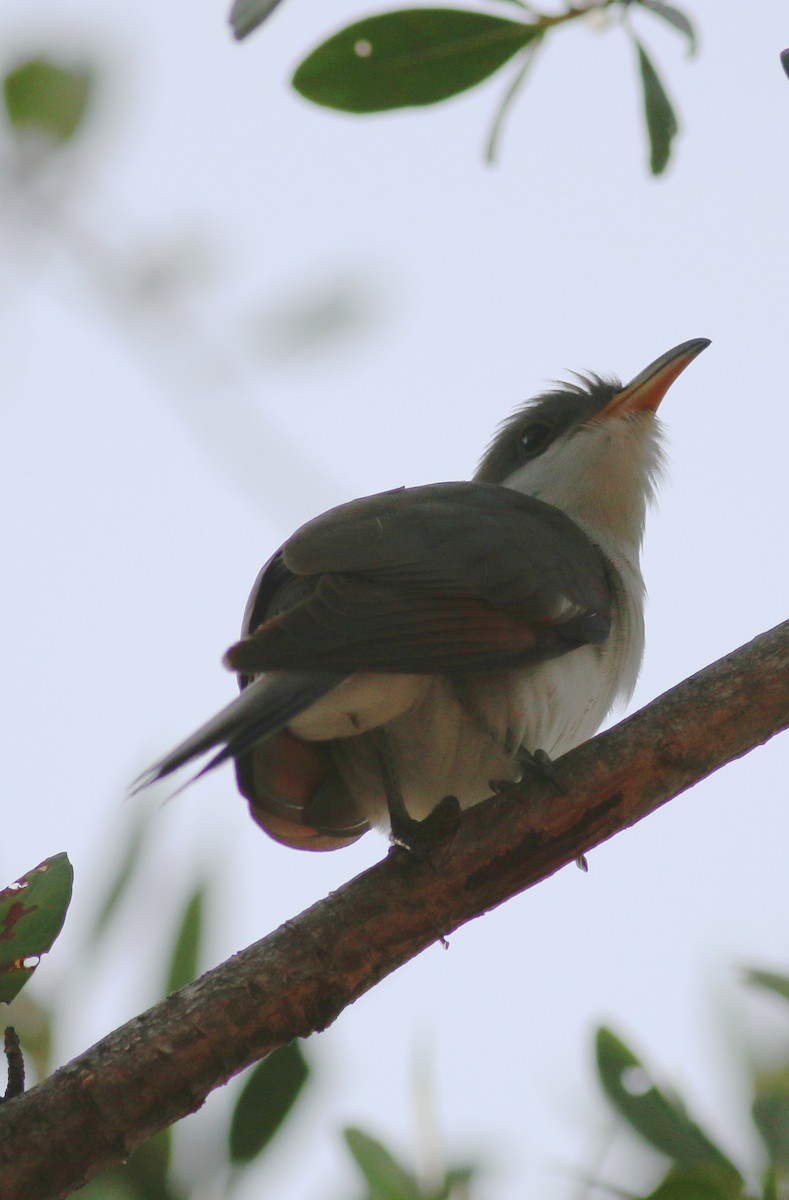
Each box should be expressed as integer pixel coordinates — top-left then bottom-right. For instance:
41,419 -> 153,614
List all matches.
79,1129 -> 181,1200
644,1171 -> 744,1199
781,50 -> 789,81
3,58 -> 92,142
88,803 -> 153,946
595,1028 -> 742,1186
637,1 -> 697,55
230,0 -> 287,40
763,1166 -> 778,1200
4,989 -> 53,1081
229,1041 -> 309,1164
293,10 -> 541,113
344,1127 -> 423,1200
437,1164 -> 478,1198
745,969 -> 789,1006
633,37 -> 679,175
0,854 -> 73,1004
485,37 -> 543,163
753,1093 -> 789,1175
164,884 -> 205,996
122,1129 -> 181,1200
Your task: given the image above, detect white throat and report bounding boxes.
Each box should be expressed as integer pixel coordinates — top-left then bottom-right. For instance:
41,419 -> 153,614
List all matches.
499,411 -> 665,572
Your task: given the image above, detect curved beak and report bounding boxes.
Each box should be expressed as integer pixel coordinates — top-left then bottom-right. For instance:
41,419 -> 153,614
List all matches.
598,337 -> 711,419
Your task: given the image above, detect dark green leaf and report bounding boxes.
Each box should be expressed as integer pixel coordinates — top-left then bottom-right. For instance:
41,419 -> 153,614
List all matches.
595,1028 -> 742,1186
637,1 -> 697,56
229,0 -> 286,41
633,38 -> 679,175
3,59 -> 92,142
344,1127 -> 422,1200
745,969 -> 789,1005
292,9 -> 541,113
229,1041 -> 309,1164
753,1093 -> 789,1174
0,854 -> 73,1004
644,1171 -> 744,1200
781,50 -> 789,81
164,885 -> 204,996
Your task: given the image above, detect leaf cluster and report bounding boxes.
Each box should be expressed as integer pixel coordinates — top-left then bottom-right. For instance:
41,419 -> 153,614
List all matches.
232,0 -> 698,173
594,969 -> 789,1200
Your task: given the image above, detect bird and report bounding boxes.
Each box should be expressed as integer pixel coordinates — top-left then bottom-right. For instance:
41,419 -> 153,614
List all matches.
135,337 -> 710,852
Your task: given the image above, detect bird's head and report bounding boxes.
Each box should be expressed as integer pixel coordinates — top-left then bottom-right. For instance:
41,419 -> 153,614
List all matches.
475,338 -> 710,562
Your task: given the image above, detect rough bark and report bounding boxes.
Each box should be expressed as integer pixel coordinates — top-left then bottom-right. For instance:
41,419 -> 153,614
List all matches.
1,620 -> 787,1200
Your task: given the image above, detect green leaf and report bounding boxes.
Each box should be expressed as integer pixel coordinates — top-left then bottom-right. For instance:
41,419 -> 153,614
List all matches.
485,37 -> 542,163
344,1127 -> 423,1200
229,0 -> 286,41
122,1129 -> 181,1200
637,1 -> 697,56
292,9 -> 541,113
76,1129 -> 183,1200
644,1171 -> 744,1200
164,885 -> 205,996
745,969 -> 789,1005
753,1093 -> 789,1174
781,50 -> 789,81
595,1028 -> 742,1186
229,1041 -> 309,1164
0,854 -> 73,1004
633,37 -> 679,175
3,59 -> 92,142
436,1164 -> 478,1199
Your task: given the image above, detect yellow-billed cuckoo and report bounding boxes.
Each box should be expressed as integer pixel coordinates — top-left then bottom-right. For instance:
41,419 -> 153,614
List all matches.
137,338 -> 709,851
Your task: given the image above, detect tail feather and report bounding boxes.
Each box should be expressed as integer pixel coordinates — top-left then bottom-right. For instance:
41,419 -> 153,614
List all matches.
132,670 -> 346,792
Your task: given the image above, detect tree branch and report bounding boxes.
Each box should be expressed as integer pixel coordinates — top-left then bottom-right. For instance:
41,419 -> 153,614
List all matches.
2,620 -> 787,1200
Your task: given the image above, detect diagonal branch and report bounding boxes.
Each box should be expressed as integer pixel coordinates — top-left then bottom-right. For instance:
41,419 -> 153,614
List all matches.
1,620 -> 787,1200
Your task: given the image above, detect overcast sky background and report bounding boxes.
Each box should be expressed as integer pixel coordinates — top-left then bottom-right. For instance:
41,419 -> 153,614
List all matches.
2,0 -> 788,1197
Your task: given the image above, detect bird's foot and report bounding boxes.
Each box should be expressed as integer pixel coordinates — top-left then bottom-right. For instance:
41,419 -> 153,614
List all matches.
516,746 -> 565,794
389,794 -> 462,858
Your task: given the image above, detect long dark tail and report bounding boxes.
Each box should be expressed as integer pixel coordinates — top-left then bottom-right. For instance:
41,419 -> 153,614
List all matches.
132,670 -> 347,792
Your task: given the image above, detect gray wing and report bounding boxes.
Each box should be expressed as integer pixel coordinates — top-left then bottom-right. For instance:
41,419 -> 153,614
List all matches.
225,481 -> 612,676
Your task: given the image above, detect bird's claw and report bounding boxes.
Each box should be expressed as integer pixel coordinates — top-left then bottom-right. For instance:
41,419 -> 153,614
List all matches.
389,794 -> 462,859
516,746 -> 565,794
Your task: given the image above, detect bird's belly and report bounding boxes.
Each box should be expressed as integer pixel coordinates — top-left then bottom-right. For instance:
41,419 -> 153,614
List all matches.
508,643 -> 618,759
321,676 -> 519,827
287,672 -> 431,740
322,647 -> 620,829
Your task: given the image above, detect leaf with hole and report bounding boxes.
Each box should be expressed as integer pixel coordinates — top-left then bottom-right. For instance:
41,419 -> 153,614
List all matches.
292,9 -> 541,113
229,1041 -> 309,1164
0,854 -> 73,1004
595,1028 -> 742,1185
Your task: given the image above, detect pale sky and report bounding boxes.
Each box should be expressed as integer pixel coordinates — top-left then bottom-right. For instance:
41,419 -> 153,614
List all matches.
1,1 -> 788,1197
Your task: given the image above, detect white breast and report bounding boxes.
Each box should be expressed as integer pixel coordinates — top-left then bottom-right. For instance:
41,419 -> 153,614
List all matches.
316,553 -> 645,830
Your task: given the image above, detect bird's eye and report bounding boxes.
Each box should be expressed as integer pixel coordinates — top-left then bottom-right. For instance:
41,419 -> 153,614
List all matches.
519,422 -> 553,458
